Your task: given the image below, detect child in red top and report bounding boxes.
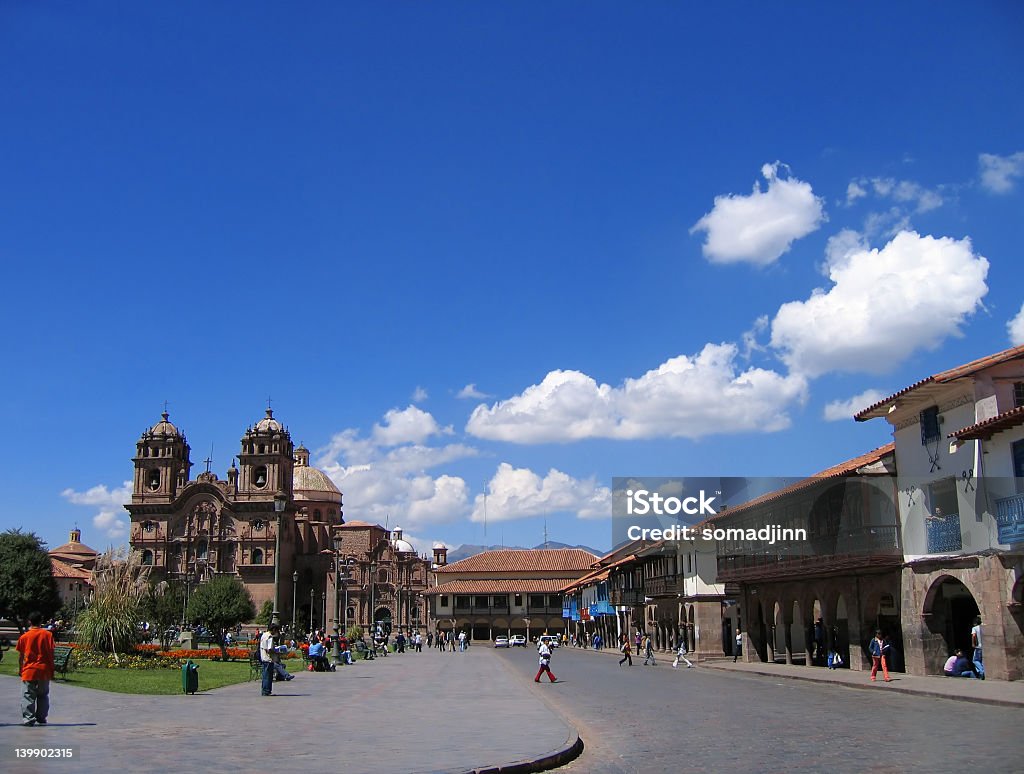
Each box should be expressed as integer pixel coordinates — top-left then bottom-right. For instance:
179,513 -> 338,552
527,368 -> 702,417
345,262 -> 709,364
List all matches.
16,611 -> 55,726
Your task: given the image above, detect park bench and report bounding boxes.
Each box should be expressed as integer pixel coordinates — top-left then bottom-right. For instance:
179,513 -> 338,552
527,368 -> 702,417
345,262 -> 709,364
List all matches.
248,650 -> 262,681
353,641 -> 374,660
53,645 -> 73,679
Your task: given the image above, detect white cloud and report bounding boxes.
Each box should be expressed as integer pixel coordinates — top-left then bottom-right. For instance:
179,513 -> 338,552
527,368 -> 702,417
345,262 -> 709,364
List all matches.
771,230 -> 989,377
61,481 -> 132,540
690,162 -> 826,266
372,405 -> 451,446
979,151 -> 1024,194
317,410 -> 477,531
456,383 -> 492,400
411,386 -> 428,403
845,181 -> 868,206
846,177 -> 944,213
466,343 -> 807,443
471,463 -> 611,522
823,389 -> 889,422
1009,302 -> 1024,346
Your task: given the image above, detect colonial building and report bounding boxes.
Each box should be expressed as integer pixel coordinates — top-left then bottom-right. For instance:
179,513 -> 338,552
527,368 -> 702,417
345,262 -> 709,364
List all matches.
856,344 -> 1024,680
126,408 -> 434,635
711,444 -> 902,672
49,528 -> 97,611
425,548 -> 599,641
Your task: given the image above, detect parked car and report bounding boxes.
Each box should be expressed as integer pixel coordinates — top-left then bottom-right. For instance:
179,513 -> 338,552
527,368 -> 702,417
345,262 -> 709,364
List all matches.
494,636 -> 510,648
510,635 -> 527,647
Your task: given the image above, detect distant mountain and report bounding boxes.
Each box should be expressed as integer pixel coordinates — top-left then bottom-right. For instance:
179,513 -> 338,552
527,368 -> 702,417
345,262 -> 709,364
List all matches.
445,541 -> 604,564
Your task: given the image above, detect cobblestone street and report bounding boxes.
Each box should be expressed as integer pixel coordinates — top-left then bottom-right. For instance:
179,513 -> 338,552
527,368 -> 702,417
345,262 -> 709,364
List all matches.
494,647 -> 1024,773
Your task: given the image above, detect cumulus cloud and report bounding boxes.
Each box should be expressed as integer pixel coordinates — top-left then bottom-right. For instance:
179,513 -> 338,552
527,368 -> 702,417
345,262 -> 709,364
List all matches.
1009,302 -> 1024,346
411,386 -> 428,403
690,162 -> 826,266
823,389 -> 889,422
466,343 -> 807,443
372,405 -> 451,446
471,463 -> 611,522
456,383 -> 492,400
979,151 -> 1024,194
845,181 -> 868,205
770,231 -> 989,377
61,481 -> 132,539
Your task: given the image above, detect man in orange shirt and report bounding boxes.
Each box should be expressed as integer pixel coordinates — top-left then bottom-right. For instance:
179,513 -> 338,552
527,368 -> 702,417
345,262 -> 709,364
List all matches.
16,611 -> 55,726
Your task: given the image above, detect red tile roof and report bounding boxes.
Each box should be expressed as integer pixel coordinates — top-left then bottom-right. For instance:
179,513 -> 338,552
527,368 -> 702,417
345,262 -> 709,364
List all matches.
423,578 -> 573,595
50,557 -> 92,580
337,520 -> 384,529
855,345 -> 1024,421
702,443 -> 895,526
436,548 -> 600,574
561,568 -> 609,593
950,405 -> 1024,442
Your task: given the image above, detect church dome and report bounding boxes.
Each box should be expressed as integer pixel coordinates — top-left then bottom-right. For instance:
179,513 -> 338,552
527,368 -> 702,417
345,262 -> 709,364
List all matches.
292,445 -> 342,503
148,411 -> 180,437
254,408 -> 283,434
391,526 -> 415,554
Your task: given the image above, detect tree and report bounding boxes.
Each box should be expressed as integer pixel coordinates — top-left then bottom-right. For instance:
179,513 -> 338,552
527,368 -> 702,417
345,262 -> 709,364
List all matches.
76,548 -> 150,659
0,529 -> 61,632
255,599 -> 275,627
140,580 -> 185,650
187,575 -> 255,660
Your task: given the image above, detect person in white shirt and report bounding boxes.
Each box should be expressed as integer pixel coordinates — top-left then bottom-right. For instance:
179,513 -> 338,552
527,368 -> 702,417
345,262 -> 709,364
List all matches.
458,630 -> 467,652
259,623 -> 280,696
971,616 -> 983,664
672,639 -> 694,669
534,641 -> 557,683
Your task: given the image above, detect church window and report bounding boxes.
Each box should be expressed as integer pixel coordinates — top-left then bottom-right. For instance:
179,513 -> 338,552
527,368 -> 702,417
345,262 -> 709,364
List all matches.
141,550 -> 154,565
377,569 -> 389,583
147,469 -> 160,490
253,466 -> 268,488
197,540 -> 208,560
252,548 -> 264,564
346,606 -> 355,620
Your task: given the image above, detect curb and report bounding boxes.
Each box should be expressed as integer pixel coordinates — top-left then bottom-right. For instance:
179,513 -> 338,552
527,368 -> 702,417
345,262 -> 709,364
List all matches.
703,663 -> 1024,709
469,731 -> 584,774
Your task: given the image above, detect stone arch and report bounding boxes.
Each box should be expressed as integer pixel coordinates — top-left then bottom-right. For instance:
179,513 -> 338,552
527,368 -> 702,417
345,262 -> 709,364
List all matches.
921,574 -> 980,674
832,594 -> 850,668
687,604 -> 696,652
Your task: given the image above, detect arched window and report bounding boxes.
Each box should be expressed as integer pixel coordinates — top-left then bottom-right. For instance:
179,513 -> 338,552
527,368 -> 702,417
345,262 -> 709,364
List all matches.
252,548 -> 264,565
141,549 -> 154,566
147,469 -> 160,490
253,465 -> 268,488
346,606 -> 355,620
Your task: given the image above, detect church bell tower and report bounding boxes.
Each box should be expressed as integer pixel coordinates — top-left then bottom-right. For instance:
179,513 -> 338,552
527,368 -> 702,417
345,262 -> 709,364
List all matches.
132,411 -> 191,504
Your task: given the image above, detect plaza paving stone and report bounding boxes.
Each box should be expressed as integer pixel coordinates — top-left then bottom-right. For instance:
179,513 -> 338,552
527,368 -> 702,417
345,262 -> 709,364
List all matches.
0,647 -> 578,774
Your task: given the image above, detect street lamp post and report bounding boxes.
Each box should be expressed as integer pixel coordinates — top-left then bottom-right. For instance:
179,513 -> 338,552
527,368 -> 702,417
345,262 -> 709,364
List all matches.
291,570 -> 299,635
322,591 -> 326,632
369,563 -> 376,635
309,587 -> 314,633
272,490 -> 288,625
331,536 -> 343,665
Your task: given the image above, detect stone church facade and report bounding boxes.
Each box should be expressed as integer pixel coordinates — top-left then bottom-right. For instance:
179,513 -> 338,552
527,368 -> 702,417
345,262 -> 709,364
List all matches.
126,408 -> 431,634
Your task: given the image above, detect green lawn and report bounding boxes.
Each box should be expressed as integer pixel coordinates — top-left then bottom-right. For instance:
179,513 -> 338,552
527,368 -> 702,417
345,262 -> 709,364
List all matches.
0,653 -> 252,694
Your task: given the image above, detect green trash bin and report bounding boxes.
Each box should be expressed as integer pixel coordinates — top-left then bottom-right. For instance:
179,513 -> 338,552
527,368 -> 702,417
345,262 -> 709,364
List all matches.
182,659 -> 199,694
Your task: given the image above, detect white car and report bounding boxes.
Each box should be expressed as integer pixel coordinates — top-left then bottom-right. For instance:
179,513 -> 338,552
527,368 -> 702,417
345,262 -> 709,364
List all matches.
494,636 -> 510,648
509,635 -> 527,647
538,635 -> 560,649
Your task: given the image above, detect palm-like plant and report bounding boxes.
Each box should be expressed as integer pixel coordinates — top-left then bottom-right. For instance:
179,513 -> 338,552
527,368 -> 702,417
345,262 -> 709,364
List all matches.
76,548 -> 150,661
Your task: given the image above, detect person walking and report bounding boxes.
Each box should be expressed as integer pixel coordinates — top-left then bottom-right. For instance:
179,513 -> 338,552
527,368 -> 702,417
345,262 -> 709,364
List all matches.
733,629 -> 743,662
534,640 -> 557,683
643,633 -> 656,666
259,623 -> 280,696
868,630 -> 891,682
672,639 -> 694,669
618,635 -> 633,667
17,611 -> 55,726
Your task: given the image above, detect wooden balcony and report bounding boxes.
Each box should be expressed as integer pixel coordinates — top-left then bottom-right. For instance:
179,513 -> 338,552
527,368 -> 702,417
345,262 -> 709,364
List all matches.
717,526 -> 902,581
609,588 -> 644,606
645,574 -> 684,597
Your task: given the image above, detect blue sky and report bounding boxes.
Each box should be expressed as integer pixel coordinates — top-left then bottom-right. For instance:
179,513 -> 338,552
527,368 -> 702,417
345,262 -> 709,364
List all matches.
2,2 -> 1023,557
